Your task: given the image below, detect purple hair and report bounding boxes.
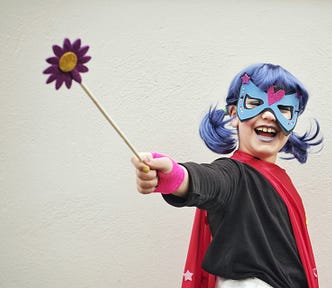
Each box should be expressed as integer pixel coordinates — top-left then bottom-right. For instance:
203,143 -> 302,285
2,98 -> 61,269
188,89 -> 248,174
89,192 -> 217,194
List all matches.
199,63 -> 323,163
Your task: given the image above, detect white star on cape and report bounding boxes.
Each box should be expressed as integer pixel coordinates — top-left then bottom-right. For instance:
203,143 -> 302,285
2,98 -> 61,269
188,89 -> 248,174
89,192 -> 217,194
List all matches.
183,270 -> 194,281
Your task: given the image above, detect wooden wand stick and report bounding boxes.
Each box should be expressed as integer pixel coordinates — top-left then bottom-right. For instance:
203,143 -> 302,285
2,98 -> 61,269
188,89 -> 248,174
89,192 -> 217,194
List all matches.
79,82 -> 143,163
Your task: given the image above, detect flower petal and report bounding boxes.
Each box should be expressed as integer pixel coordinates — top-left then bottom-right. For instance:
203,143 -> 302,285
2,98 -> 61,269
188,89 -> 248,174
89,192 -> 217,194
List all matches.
53,45 -> 63,57
55,78 -> 65,90
79,55 -> 91,64
71,69 -> 82,83
46,74 -> 58,84
77,45 -> 89,57
43,65 -> 58,74
46,56 -> 59,64
72,39 -> 81,51
65,77 -> 73,89
63,38 -> 72,52
76,64 -> 89,73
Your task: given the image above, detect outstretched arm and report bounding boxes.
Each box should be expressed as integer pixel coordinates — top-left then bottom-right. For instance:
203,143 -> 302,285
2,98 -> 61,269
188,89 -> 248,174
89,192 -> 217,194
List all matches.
131,153 -> 189,198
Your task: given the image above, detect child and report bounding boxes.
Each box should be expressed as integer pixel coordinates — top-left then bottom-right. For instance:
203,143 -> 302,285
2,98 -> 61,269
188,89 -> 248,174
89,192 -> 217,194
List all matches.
131,63 -> 322,288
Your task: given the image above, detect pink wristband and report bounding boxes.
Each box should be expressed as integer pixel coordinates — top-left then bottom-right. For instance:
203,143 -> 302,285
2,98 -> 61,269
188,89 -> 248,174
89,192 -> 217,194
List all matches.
152,152 -> 185,194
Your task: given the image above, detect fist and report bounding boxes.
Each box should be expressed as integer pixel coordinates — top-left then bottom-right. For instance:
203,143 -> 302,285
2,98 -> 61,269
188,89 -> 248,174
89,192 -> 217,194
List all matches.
131,153 -> 173,194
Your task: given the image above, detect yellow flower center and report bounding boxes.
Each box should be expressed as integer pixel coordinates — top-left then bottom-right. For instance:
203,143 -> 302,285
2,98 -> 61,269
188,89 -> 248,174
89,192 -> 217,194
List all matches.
59,52 -> 78,72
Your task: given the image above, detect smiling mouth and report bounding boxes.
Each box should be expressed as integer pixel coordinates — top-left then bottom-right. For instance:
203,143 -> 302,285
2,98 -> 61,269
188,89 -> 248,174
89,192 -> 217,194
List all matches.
255,126 -> 278,139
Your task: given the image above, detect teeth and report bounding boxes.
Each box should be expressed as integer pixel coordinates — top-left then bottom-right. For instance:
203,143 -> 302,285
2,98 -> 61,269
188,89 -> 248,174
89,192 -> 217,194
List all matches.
256,127 -> 276,134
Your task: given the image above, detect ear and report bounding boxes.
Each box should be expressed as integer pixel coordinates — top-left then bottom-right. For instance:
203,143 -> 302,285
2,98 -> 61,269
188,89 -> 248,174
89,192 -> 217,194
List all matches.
228,105 -> 239,128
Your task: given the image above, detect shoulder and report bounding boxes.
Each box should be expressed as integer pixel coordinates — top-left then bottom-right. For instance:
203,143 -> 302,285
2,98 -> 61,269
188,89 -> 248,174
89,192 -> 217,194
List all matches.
212,157 -> 252,173
182,157 -> 239,174
181,157 -> 252,185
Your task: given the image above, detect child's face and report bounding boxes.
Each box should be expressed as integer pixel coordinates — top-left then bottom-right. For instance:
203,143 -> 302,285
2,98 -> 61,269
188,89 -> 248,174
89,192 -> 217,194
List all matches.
231,106 -> 290,163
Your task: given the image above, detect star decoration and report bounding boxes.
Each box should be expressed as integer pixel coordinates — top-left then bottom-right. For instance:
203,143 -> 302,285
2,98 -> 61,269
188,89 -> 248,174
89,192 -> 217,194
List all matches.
183,270 -> 194,281
241,73 -> 250,84
313,267 -> 318,278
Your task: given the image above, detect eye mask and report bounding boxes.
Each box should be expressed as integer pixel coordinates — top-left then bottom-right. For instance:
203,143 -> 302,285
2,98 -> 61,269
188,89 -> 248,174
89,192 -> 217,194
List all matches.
237,74 -> 300,134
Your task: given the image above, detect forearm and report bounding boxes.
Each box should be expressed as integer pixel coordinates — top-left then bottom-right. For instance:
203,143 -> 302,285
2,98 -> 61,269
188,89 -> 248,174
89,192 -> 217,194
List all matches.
171,165 -> 189,198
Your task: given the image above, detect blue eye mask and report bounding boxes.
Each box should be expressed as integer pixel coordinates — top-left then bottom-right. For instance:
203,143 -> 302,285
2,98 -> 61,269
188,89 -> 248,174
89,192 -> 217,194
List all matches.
237,74 -> 300,134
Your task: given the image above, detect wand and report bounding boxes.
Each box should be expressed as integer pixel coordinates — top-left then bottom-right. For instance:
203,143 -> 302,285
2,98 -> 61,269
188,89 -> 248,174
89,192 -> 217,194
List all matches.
43,38 -> 148,171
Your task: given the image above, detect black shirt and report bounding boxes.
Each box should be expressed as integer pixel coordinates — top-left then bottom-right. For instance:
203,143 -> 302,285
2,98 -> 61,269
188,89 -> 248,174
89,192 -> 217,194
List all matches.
163,158 -> 307,288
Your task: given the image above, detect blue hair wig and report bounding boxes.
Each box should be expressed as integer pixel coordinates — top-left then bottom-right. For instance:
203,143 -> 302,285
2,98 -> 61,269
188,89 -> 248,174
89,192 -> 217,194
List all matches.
199,63 -> 323,163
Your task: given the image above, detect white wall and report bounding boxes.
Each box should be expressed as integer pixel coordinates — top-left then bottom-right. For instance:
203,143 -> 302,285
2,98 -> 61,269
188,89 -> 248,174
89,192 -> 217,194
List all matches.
1,0 -> 331,287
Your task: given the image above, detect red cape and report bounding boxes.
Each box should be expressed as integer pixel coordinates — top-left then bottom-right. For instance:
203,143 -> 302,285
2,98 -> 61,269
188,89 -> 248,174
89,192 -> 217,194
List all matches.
181,150 -> 318,288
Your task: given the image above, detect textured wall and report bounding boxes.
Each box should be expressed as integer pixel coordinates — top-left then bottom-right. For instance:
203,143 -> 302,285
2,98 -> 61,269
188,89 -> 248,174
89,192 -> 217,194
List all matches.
1,0 -> 331,287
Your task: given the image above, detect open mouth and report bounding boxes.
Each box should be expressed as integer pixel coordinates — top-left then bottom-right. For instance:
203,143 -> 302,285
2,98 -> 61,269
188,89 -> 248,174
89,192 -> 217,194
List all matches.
255,126 -> 278,139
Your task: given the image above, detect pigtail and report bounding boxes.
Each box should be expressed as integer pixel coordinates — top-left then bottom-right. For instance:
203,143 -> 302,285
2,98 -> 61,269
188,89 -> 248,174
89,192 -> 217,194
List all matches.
280,119 -> 323,163
199,106 -> 237,155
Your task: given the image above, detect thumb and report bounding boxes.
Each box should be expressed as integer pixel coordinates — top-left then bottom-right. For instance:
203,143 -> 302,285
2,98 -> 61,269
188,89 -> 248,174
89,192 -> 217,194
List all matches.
145,156 -> 173,174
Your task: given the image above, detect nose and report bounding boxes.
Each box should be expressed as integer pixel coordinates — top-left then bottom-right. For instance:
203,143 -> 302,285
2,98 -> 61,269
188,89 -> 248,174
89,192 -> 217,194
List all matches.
261,109 -> 276,121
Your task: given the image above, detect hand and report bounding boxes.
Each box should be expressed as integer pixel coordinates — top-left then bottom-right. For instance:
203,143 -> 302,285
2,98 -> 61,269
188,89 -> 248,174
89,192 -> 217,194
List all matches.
131,153 -> 185,195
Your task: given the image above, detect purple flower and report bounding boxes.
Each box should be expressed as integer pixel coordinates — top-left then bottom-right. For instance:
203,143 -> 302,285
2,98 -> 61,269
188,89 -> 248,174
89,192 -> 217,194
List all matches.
43,38 -> 91,89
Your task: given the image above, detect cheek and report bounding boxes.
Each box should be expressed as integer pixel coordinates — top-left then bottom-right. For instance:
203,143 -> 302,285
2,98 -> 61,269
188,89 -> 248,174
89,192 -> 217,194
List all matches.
279,133 -> 291,146
232,117 -> 239,128
238,118 -> 255,131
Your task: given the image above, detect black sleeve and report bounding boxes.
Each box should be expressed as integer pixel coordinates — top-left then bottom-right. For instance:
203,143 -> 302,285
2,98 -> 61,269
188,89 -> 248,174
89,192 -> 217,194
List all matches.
162,158 -> 241,211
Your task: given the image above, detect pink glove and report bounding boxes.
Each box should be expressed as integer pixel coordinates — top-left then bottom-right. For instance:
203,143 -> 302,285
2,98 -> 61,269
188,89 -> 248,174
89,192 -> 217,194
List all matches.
152,152 -> 185,194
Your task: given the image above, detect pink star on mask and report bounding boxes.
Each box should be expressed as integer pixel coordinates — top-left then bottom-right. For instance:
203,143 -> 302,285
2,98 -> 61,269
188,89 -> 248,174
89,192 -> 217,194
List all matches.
241,74 -> 250,84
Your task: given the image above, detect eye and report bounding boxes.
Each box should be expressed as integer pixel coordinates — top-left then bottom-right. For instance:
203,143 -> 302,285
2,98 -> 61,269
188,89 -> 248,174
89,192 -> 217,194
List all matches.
245,95 -> 263,109
278,105 -> 293,120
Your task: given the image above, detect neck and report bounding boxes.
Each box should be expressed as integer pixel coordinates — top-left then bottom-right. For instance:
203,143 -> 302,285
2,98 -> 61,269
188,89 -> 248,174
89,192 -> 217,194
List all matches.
237,148 -> 277,163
